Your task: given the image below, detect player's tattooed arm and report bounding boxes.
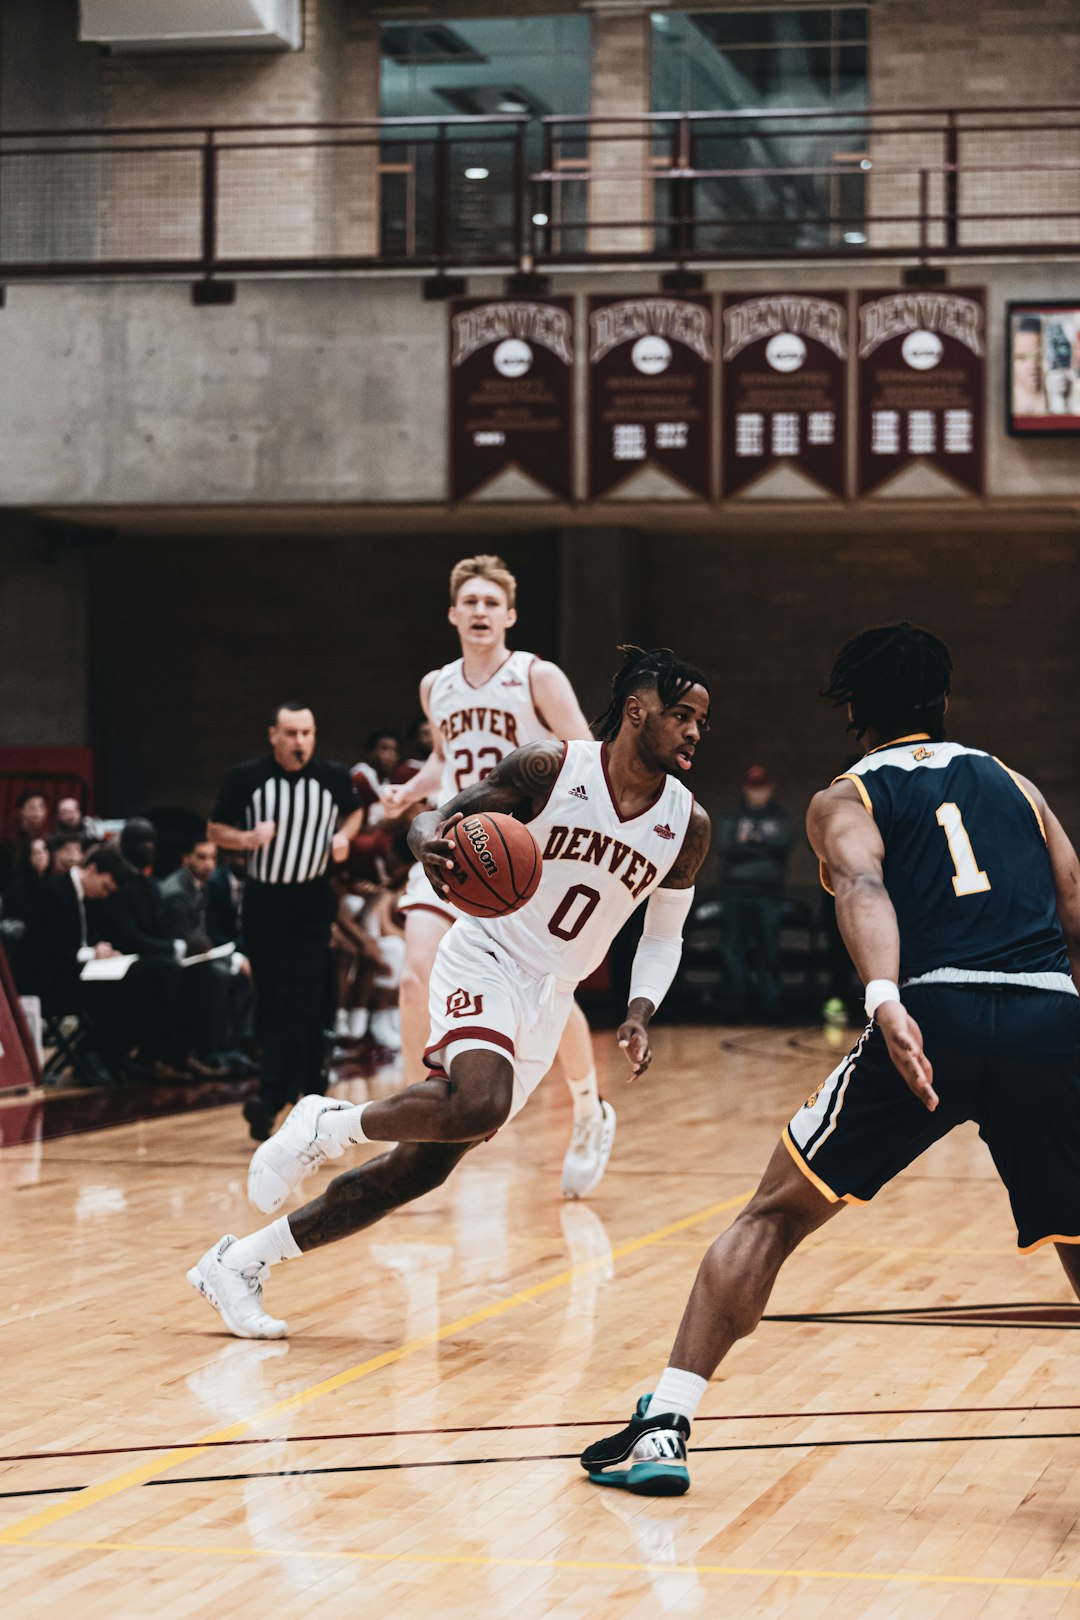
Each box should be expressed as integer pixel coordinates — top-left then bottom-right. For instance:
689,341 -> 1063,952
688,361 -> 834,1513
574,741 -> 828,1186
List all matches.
660,803 -> 713,889
408,740 -> 565,897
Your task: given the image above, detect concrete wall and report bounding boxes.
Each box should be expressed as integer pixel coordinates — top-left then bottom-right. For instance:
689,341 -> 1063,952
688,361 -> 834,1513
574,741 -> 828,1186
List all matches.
2,263 -> 1079,506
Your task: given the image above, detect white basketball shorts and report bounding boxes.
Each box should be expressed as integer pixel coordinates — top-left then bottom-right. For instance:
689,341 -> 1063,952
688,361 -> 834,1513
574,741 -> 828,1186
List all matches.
424,918 -> 575,1121
398,860 -> 458,924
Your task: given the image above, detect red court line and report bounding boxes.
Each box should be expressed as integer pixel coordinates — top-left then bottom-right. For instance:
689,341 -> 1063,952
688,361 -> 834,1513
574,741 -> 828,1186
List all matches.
9,1404 -> 1080,1464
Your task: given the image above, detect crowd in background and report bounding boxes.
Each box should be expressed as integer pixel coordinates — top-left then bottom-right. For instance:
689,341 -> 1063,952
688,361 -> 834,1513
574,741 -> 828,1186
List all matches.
0,729 -> 854,1093
0,722 -> 437,1090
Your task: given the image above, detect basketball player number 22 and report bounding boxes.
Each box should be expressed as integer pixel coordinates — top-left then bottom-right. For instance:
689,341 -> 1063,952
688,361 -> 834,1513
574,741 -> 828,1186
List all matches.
935,802 -> 991,896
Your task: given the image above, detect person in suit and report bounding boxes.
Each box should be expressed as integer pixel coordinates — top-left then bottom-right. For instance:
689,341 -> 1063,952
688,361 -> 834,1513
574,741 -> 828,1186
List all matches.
161,836 -> 254,1072
100,819 -> 223,1081
160,837 -> 216,952
21,844 -> 129,1083
22,844 -> 126,1017
206,850 -> 247,949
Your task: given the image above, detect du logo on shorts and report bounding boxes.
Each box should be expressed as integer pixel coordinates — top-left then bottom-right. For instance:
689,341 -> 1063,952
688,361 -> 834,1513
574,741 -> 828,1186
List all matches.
446,988 -> 485,1019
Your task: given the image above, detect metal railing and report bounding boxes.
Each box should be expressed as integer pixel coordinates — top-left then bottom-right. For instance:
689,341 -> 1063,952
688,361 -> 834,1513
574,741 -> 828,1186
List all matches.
0,104 -> 1076,279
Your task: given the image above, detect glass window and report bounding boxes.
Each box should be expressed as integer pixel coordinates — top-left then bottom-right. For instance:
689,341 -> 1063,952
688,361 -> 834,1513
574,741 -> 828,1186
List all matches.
650,7 -> 869,252
381,17 -> 590,122
379,15 -> 590,260
652,7 -> 867,115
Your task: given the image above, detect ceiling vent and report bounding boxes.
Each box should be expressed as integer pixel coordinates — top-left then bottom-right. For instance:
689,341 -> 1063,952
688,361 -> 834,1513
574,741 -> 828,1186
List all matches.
79,0 -> 302,52
380,25 -> 486,66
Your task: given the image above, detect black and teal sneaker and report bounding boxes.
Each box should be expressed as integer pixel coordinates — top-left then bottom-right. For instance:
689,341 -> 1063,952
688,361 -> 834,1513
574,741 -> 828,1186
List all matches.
580,1395 -> 690,1496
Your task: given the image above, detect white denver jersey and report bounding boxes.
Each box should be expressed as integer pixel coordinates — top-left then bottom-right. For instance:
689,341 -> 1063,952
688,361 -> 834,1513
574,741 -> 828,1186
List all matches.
430,649 -> 552,805
474,739 -> 693,986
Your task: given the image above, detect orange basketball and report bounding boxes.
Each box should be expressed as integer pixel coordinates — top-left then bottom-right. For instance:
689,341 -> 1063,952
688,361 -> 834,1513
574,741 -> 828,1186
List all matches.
447,812 -> 542,918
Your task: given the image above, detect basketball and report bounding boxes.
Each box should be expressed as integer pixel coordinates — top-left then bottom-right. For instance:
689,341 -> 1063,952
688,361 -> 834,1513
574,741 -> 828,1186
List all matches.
446,811 -> 542,918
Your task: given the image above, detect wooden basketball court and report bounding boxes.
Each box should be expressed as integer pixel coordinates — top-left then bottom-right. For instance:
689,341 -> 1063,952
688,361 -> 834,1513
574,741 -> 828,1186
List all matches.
4,1024 -> 1080,1617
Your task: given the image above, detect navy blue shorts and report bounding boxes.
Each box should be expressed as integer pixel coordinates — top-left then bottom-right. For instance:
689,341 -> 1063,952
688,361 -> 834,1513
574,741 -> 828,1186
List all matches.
784,984 -> 1080,1253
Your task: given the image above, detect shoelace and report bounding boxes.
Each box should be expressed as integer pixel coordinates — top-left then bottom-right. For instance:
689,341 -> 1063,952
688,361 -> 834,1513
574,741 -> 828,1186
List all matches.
237,1261 -> 268,1295
570,1117 -> 603,1155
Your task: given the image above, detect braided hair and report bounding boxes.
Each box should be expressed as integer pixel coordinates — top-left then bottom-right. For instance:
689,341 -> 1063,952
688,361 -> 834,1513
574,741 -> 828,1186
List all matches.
822,623 -> 952,741
593,645 -> 710,742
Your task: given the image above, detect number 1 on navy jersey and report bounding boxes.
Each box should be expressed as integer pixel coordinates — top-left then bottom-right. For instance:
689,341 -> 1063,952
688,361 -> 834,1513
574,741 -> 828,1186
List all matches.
936,802 -> 991,896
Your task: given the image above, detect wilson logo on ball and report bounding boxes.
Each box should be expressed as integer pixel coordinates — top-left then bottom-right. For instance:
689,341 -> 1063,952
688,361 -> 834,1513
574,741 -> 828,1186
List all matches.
462,816 -> 500,878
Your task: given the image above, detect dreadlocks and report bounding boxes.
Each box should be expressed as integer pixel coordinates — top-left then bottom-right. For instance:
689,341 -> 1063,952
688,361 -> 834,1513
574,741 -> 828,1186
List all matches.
593,645 -> 710,742
822,623 -> 953,741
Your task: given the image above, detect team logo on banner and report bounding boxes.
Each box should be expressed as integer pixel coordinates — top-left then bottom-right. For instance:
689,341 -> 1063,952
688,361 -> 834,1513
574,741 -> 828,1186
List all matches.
449,298 -> 575,502
721,292 -> 849,499
856,288 -> 986,496
587,294 -> 715,501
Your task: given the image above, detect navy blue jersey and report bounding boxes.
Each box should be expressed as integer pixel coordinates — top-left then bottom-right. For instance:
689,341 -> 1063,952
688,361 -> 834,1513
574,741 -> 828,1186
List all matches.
824,736 -> 1069,981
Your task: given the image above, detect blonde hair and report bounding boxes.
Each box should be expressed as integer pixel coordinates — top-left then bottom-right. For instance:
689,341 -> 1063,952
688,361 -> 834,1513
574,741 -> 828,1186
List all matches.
449,553 -> 517,609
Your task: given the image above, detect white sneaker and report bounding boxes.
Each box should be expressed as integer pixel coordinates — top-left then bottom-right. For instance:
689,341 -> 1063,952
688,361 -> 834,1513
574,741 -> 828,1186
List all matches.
370,1007 -> 401,1051
561,1099 -> 617,1199
186,1235 -> 288,1339
247,1094 -> 351,1215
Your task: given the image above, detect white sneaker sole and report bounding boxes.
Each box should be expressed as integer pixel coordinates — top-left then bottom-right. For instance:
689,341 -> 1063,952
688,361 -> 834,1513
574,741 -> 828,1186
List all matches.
562,1101 -> 617,1200
186,1261 -> 288,1340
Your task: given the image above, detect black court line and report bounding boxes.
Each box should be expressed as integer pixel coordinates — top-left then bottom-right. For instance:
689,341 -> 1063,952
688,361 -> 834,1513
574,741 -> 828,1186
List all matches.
12,1394 -> 1080,1464
7,1428 -> 1080,1502
765,1303 -> 1080,1330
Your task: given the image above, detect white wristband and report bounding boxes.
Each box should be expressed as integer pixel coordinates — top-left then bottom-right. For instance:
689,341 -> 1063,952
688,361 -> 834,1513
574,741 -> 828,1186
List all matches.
864,979 -> 901,1020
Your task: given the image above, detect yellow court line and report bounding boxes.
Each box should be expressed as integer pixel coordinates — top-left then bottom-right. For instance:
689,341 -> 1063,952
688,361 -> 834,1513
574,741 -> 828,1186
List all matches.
0,1190 -> 751,1547
11,1537 -> 1080,1593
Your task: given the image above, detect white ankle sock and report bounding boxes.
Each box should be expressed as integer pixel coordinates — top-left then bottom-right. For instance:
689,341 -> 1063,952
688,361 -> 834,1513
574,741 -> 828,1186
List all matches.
319,1100 -> 371,1149
565,1068 -> 602,1125
646,1367 -> 708,1426
222,1217 -> 301,1272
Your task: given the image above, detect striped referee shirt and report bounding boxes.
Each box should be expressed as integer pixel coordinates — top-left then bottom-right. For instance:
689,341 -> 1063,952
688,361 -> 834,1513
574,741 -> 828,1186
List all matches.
211,756 -> 361,885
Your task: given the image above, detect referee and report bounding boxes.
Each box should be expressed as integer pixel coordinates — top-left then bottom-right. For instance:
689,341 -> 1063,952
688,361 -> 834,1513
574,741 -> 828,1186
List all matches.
209,702 -> 364,1141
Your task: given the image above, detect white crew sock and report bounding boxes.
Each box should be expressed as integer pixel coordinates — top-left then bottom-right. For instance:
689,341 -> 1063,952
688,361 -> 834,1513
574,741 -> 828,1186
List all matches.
645,1367 -> 708,1427
221,1216 -> 301,1272
318,1100 -> 372,1150
565,1068 -> 602,1126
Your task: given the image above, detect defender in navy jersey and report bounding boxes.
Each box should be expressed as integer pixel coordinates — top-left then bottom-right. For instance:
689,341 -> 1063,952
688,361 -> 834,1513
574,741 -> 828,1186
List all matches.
585,623 -> 1080,1497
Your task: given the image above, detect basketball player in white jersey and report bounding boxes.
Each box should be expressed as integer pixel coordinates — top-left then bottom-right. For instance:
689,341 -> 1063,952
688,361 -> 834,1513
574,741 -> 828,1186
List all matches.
187,647 -> 712,1339
383,553 -> 614,1199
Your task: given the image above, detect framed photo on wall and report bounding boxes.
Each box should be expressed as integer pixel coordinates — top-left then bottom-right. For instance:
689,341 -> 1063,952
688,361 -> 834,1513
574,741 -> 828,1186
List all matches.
1006,302 -> 1080,434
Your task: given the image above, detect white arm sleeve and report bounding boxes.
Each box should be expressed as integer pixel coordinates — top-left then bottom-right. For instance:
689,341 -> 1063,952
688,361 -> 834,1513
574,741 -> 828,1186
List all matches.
628,886 -> 695,1013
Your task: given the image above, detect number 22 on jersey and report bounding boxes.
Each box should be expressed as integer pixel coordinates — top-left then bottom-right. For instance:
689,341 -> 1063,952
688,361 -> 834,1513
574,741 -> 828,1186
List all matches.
935,802 -> 991,896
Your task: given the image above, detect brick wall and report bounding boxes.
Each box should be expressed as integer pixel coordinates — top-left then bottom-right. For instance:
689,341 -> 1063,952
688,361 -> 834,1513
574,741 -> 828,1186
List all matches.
872,0 -> 1080,105
99,0 -> 380,260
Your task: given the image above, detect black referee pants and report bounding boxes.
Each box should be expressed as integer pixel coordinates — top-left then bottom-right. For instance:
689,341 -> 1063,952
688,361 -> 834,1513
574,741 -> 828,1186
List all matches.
244,878 -> 336,1115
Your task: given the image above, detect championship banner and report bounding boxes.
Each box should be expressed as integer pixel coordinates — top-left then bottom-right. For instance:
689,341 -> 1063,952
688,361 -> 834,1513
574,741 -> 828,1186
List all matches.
856,288 -> 986,496
721,292 -> 848,498
449,298 -> 574,502
587,295 -> 714,499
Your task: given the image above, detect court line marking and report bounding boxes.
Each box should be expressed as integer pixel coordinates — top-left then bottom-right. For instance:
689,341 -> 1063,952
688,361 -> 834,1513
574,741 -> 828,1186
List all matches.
12,1399 -> 1080,1461
0,1189 -> 751,1546
11,1536 -> 1080,1592
13,1426 -> 1080,1503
